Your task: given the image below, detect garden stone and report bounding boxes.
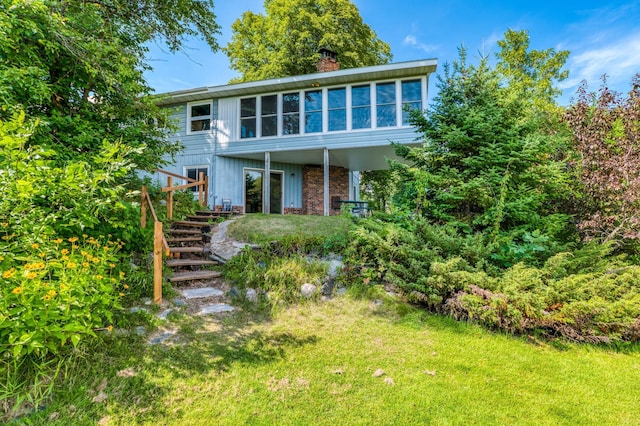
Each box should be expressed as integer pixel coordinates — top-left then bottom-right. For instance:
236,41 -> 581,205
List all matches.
133,326 -> 146,336
141,297 -> 152,305
200,304 -> 235,315
246,288 -> 258,303
129,307 -> 148,314
227,286 -> 240,299
336,286 -> 347,296
182,287 -> 223,299
321,279 -> 335,296
157,309 -> 173,320
301,283 -> 317,298
326,259 -> 343,279
173,299 -> 187,307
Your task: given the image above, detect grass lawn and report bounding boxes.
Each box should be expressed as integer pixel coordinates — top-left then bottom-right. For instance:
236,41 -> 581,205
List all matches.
226,213 -> 350,244
25,296 -> 640,425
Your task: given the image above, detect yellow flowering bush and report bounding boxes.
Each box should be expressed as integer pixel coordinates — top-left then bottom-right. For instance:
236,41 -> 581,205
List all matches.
0,234 -> 128,359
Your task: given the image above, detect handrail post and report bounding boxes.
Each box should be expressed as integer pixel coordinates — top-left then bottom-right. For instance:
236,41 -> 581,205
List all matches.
198,171 -> 204,206
167,176 -> 173,221
204,179 -> 209,207
141,186 -> 147,228
153,221 -> 163,305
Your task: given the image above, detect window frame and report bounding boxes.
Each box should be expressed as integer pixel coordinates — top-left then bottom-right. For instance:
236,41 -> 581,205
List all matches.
182,165 -> 209,193
186,101 -> 213,134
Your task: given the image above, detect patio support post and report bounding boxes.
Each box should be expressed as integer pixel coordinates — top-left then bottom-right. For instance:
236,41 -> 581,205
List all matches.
264,151 -> 271,214
324,148 -> 329,216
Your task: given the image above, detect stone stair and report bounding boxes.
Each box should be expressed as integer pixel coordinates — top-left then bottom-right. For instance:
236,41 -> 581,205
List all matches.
162,214 -> 235,316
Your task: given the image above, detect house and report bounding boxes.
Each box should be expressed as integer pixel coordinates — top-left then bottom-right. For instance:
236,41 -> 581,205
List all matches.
153,50 -> 437,215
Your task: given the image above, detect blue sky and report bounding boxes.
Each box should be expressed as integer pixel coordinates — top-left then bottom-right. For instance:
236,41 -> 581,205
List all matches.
145,0 -> 640,105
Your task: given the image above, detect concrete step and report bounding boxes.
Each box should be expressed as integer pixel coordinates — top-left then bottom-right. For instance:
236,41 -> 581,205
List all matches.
168,270 -> 222,283
166,236 -> 202,243
165,259 -> 218,268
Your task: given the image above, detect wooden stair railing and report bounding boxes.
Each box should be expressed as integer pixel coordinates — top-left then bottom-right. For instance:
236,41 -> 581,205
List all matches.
156,169 -> 208,220
140,185 -> 171,305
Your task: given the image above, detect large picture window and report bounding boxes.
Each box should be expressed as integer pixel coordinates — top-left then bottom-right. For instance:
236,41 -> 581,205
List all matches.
328,88 -> 346,131
305,90 -> 323,133
352,85 -> 371,129
376,82 -> 396,127
189,102 -> 211,133
240,98 -> 257,139
261,94 -> 277,137
282,93 -> 300,135
402,80 -> 422,125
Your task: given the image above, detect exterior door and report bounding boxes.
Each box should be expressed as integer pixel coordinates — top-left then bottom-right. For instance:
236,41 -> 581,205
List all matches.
244,169 -> 283,213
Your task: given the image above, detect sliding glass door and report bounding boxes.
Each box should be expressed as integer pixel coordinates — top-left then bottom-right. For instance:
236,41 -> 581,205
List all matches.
244,169 -> 283,214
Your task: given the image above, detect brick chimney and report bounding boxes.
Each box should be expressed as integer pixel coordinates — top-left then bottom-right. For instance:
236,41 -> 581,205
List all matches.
317,48 -> 340,72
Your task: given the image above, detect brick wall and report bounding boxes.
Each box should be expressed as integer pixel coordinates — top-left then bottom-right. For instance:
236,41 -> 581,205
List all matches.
317,57 -> 340,72
302,165 -> 349,215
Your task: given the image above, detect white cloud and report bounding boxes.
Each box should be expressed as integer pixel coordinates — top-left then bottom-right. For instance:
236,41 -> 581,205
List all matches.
403,35 -> 439,53
561,31 -> 640,92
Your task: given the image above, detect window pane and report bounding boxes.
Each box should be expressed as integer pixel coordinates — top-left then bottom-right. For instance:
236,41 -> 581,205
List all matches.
283,93 -> 299,113
305,90 -> 322,112
283,114 -> 299,135
262,95 -> 277,115
402,80 -> 422,102
329,109 -> 346,131
305,111 -> 322,133
352,85 -> 370,107
241,98 -> 256,117
191,104 -> 210,117
187,167 -> 207,192
377,105 -> 396,127
191,119 -> 210,132
241,118 -> 256,138
305,90 -> 322,133
328,88 -> 346,109
376,83 -> 396,104
262,115 -> 277,137
402,101 -> 422,125
352,107 -> 371,129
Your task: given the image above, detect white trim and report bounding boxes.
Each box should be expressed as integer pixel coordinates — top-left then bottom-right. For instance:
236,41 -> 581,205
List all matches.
186,101 -> 213,135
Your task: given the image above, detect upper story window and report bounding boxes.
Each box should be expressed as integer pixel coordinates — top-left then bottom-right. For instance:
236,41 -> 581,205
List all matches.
376,82 -> 396,127
188,102 -> 212,133
305,90 -> 323,134
402,80 -> 422,125
234,78 -> 423,140
261,95 -> 277,137
240,98 -> 257,139
352,85 -> 371,129
282,93 -> 300,135
328,88 -> 346,132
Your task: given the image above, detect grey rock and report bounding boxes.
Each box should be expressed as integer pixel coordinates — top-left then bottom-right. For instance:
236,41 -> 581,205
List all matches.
140,297 -> 152,306
157,309 -> 173,320
245,288 -> 258,303
173,299 -> 188,307
182,287 -> 223,299
326,259 -> 343,279
200,304 -> 235,315
133,326 -> 146,336
149,331 -> 175,345
129,306 -> 148,314
227,286 -> 240,299
336,286 -> 347,295
301,283 -> 317,299
321,279 -> 335,295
